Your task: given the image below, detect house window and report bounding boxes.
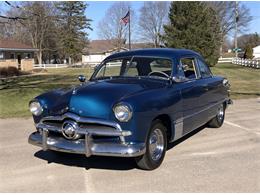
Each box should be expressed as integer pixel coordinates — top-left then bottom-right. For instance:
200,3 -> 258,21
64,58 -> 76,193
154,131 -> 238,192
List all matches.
24,53 -> 31,59
0,52 -> 4,59
10,53 -> 15,59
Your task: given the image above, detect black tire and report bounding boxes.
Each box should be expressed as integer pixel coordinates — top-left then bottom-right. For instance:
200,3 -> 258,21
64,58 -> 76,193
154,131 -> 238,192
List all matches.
135,119 -> 167,170
208,103 -> 225,128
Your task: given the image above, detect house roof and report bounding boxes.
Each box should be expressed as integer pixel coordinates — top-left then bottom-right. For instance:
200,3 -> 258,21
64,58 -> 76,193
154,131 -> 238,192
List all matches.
83,39 -> 125,54
0,39 -> 37,51
83,39 -> 153,55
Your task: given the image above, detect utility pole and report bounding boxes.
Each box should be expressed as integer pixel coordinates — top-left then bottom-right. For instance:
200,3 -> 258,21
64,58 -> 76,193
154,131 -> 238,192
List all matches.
128,6 -> 131,50
235,1 -> 238,58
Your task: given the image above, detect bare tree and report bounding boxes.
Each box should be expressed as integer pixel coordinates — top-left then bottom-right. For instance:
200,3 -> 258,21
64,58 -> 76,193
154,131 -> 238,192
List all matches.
237,33 -> 260,49
138,1 -> 169,47
1,2 -> 59,64
97,2 -> 136,50
208,1 -> 252,57
0,2 -> 27,39
19,2 -> 57,64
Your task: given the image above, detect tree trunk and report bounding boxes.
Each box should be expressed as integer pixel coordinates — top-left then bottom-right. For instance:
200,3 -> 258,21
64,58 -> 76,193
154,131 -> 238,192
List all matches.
39,50 -> 42,65
36,50 -> 42,64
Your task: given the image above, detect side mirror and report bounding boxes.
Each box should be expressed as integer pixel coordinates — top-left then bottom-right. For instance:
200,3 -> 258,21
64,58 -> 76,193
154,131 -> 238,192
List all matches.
78,75 -> 86,82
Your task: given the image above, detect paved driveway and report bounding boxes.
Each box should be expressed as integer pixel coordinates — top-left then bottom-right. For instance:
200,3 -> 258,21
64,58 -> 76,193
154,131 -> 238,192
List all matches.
0,98 -> 259,192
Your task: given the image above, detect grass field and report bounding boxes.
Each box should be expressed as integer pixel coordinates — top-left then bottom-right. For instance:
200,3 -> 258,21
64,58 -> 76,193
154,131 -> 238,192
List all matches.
0,63 -> 259,118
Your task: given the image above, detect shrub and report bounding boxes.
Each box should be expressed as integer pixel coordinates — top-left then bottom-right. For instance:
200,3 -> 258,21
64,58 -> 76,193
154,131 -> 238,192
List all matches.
0,67 -> 20,77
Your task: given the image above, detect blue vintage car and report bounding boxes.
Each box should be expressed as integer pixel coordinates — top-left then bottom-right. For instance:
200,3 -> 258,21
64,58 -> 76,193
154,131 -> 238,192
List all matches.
28,48 -> 232,170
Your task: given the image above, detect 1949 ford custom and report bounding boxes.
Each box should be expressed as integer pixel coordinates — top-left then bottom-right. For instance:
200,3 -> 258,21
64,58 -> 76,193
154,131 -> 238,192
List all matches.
28,48 -> 232,170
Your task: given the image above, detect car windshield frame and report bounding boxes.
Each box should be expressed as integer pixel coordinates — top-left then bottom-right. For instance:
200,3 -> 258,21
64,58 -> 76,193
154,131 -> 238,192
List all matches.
90,55 -> 174,81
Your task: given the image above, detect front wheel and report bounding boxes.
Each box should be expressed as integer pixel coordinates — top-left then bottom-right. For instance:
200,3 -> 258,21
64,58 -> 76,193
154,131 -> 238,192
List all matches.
135,120 -> 167,170
208,103 -> 225,128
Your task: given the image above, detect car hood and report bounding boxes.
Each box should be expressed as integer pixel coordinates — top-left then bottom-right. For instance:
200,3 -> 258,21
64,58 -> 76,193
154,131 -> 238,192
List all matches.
36,77 -> 167,119
69,78 -> 166,119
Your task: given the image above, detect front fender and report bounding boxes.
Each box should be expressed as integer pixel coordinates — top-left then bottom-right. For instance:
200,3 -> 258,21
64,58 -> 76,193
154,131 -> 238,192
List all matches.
116,86 -> 182,143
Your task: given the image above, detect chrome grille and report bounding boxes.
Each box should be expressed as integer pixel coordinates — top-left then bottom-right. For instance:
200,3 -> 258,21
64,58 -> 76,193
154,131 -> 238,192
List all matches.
36,112 -> 131,143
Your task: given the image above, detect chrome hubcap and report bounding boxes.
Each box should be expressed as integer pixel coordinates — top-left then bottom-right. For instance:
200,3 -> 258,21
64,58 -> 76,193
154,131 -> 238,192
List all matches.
217,104 -> 224,122
149,128 -> 164,161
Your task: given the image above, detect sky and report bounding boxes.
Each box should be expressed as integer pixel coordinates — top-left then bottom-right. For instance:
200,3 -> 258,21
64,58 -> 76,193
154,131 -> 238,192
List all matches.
1,1 -> 260,41
85,1 -> 144,40
242,2 -> 260,36
85,1 -> 260,41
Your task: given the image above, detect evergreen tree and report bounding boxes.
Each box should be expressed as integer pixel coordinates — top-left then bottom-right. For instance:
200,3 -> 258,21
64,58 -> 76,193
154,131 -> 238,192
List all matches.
161,2 -> 221,66
56,2 -> 92,64
243,45 -> 254,59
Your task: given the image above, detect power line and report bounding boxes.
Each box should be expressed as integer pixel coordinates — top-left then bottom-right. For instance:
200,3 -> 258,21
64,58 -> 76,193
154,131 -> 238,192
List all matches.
4,1 -> 40,17
5,1 -> 20,9
0,15 -> 27,20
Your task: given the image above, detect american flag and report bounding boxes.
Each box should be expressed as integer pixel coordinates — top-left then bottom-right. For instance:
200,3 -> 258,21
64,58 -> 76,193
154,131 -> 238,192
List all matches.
120,11 -> 130,25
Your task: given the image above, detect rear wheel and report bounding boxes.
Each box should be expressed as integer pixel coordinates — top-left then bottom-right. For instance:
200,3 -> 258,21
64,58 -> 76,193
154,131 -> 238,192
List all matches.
135,120 -> 167,170
208,103 -> 225,128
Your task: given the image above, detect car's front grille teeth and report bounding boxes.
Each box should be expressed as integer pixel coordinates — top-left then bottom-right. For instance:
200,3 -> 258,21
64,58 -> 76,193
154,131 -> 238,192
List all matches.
42,119 -> 120,141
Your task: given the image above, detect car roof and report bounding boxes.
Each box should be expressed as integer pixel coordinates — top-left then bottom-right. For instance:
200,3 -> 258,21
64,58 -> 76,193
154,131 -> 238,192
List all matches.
105,48 -> 202,61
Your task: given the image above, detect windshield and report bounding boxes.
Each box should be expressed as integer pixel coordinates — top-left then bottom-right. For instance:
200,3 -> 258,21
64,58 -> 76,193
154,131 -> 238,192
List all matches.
92,56 -> 173,80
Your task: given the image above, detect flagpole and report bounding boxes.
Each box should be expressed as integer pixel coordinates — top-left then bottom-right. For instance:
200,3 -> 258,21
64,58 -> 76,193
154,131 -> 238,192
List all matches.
128,6 -> 131,50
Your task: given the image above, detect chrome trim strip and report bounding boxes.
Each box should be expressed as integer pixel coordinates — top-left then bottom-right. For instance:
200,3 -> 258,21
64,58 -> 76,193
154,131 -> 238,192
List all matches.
85,133 -> 92,157
173,120 -> 183,141
28,132 -> 146,157
36,123 -> 132,138
42,128 -> 48,151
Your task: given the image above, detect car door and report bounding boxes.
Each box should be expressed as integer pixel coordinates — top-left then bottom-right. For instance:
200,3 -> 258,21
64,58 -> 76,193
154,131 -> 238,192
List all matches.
196,57 -> 223,121
177,56 -> 208,135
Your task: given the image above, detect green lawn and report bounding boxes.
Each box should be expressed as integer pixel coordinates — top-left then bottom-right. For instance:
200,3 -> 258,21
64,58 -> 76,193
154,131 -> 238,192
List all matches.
0,63 -> 259,118
211,63 -> 260,99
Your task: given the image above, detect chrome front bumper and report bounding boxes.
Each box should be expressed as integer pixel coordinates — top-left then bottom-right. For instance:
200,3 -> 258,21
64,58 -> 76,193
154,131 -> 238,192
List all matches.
28,131 -> 145,157
28,113 -> 146,157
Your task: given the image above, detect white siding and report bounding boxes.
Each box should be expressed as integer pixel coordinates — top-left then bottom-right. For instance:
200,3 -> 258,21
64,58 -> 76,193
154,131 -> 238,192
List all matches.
82,49 -> 128,66
253,45 -> 260,59
82,53 -> 111,66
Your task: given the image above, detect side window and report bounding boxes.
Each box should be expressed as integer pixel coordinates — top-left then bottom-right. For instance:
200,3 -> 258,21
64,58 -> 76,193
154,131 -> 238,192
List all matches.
180,58 -> 198,79
125,57 -> 172,77
150,59 -> 172,76
197,59 -> 212,78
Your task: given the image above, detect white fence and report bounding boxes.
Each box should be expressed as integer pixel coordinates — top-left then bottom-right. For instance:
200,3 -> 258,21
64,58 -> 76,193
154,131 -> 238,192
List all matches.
218,57 -> 233,63
232,58 -> 260,69
33,64 -> 68,69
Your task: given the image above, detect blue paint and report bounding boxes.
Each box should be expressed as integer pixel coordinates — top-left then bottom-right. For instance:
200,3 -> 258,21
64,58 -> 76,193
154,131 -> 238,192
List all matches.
31,48 -> 229,143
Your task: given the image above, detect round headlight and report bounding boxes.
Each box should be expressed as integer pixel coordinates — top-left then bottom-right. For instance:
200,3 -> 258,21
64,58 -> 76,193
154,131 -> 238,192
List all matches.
29,101 -> 43,116
113,103 -> 132,122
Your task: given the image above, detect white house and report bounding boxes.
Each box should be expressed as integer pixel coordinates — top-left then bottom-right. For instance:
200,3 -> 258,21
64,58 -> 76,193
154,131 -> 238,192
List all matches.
82,40 -> 152,66
253,45 -> 260,59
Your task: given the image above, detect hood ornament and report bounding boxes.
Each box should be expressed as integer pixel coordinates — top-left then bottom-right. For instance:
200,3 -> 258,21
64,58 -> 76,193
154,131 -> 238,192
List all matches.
72,87 -> 77,95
